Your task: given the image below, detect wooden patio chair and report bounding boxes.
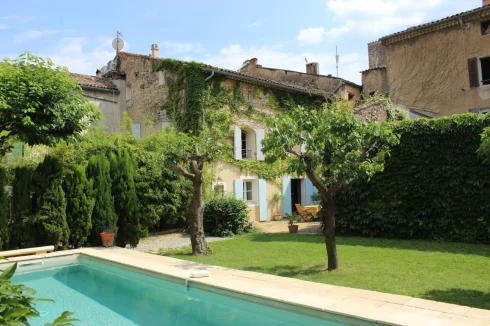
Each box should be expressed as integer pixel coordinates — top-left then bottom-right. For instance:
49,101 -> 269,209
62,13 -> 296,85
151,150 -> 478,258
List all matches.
295,204 -> 313,222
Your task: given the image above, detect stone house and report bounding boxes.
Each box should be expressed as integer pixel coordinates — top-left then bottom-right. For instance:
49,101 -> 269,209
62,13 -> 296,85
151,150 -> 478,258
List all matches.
362,0 -> 490,117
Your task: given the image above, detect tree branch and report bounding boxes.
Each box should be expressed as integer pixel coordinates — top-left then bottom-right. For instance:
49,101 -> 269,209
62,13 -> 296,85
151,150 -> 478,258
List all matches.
170,165 -> 195,181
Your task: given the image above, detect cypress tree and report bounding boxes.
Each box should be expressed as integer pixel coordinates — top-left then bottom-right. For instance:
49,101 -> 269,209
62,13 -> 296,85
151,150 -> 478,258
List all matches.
63,164 -> 95,248
0,168 -> 8,250
33,155 -> 69,248
86,154 -> 117,246
110,150 -> 140,248
9,166 -> 35,249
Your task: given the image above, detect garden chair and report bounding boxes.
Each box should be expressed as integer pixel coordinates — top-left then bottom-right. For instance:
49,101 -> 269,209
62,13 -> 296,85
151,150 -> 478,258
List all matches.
295,204 -> 313,222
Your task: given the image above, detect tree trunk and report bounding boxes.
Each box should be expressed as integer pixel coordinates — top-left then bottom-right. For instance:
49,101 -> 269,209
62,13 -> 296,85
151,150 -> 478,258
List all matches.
324,192 -> 338,271
187,171 -> 208,255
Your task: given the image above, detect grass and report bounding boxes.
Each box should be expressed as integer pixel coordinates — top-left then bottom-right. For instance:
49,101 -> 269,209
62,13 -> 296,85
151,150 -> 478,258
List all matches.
162,233 -> 490,310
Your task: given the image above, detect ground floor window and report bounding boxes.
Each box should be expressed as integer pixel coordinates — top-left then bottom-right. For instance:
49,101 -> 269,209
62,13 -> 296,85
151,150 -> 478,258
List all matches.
212,182 -> 226,196
244,181 -> 253,201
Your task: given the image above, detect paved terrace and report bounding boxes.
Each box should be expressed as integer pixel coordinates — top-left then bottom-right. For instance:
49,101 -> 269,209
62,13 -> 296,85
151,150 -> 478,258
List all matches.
3,248 -> 490,325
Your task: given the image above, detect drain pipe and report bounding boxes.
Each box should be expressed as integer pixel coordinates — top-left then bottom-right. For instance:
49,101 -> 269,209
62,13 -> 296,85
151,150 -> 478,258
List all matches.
205,70 -> 215,82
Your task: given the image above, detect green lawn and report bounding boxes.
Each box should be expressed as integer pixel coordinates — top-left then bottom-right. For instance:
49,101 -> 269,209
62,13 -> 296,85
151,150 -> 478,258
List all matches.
163,233 -> 490,310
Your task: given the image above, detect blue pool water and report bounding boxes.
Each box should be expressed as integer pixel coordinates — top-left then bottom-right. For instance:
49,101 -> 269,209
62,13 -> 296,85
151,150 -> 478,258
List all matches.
11,256 -> 354,326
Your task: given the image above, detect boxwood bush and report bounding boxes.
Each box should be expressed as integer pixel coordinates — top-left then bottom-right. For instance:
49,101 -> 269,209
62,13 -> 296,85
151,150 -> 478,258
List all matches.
203,196 -> 253,237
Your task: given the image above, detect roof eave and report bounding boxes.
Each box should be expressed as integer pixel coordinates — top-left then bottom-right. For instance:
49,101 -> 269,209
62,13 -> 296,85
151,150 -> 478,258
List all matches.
80,85 -> 120,93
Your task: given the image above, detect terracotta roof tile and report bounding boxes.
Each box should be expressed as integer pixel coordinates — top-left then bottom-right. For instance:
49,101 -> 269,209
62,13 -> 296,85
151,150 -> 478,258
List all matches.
70,73 -> 118,91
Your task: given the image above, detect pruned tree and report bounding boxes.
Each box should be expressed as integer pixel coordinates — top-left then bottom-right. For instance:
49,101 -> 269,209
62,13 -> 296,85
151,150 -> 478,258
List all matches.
262,103 -> 399,270
156,109 -> 232,255
0,52 -> 100,155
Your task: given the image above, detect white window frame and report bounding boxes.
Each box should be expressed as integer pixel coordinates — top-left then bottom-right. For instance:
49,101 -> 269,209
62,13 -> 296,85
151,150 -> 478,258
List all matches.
478,55 -> 490,87
243,181 -> 253,201
212,182 -> 226,195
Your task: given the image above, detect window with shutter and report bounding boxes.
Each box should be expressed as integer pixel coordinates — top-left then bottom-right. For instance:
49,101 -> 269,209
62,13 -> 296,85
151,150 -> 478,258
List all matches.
468,58 -> 479,88
480,57 -> 490,86
481,20 -> 490,36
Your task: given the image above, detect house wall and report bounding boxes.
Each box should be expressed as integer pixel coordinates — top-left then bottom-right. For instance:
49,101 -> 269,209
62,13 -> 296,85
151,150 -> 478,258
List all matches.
362,68 -> 388,97
82,88 -> 122,133
382,16 -> 490,116
354,100 -> 389,122
239,62 -> 361,100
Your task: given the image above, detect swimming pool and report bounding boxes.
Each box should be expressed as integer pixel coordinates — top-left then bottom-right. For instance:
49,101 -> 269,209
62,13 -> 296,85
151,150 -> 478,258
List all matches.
10,255 -> 370,326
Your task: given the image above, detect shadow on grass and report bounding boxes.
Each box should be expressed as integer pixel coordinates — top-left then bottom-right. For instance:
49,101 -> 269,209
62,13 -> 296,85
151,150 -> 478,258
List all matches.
243,264 -> 324,278
247,233 -> 490,257
423,288 -> 490,310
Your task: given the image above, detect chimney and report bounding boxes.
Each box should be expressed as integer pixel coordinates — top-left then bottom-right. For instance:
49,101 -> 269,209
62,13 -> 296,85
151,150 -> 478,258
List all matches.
250,58 -> 258,66
151,44 -> 159,58
306,62 -> 320,75
96,69 -> 101,77
484,0 -> 490,6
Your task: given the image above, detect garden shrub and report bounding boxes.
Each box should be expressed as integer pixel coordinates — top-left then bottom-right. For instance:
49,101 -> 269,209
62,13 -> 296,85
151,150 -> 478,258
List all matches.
63,164 -> 95,248
110,150 -> 140,248
203,196 -> 252,237
86,154 -> 117,246
0,168 -> 8,250
335,113 -> 490,243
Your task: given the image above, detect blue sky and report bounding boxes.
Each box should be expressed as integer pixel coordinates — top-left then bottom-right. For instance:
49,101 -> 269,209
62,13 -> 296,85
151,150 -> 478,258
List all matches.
0,0 -> 482,84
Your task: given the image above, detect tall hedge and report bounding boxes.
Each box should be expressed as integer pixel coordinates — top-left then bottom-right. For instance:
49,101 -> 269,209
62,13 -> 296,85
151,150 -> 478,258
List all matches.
86,154 -> 117,246
32,156 -> 69,248
63,164 -> 95,248
110,150 -> 140,247
0,168 -> 8,250
9,166 -> 35,249
335,114 -> 490,243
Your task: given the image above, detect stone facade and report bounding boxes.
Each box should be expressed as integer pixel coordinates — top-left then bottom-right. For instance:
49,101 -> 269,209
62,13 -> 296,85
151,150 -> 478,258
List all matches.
362,4 -> 490,117
354,100 -> 388,122
361,67 -> 388,98
367,41 -> 387,69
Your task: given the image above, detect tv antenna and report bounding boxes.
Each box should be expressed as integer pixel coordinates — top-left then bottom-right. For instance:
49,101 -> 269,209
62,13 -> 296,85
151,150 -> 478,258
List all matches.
304,57 -> 309,64
112,31 -> 124,53
335,46 -> 340,77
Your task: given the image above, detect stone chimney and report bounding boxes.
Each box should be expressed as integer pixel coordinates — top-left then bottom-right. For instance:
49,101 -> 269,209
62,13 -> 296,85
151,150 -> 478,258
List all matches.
306,62 -> 320,75
96,69 -> 101,77
151,44 -> 159,58
484,0 -> 490,6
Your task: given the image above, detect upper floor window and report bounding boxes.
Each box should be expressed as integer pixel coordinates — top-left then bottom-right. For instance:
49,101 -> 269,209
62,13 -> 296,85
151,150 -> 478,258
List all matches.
481,20 -> 490,36
241,130 -> 251,159
480,57 -> 490,86
468,57 -> 490,87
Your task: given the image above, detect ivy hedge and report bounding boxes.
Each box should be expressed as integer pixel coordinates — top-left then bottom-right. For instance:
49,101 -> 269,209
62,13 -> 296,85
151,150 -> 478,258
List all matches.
335,114 -> 490,243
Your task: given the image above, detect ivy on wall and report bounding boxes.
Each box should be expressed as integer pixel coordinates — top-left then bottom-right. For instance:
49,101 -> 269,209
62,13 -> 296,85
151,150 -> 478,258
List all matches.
335,114 -> 490,243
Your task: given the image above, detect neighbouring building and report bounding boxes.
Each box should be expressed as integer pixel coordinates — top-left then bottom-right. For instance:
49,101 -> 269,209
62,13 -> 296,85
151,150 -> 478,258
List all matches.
362,1 -> 490,117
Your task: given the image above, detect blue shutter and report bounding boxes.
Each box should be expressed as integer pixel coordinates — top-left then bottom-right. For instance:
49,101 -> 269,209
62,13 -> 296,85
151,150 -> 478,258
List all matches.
255,129 -> 265,161
132,123 -> 141,139
282,178 -> 292,216
234,179 -> 244,200
305,178 -> 317,205
234,126 -> 241,160
258,179 -> 267,221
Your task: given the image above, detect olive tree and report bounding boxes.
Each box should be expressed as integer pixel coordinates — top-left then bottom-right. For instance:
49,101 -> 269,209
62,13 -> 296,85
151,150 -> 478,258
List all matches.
156,109 -> 232,255
262,103 -> 399,270
0,52 -> 100,155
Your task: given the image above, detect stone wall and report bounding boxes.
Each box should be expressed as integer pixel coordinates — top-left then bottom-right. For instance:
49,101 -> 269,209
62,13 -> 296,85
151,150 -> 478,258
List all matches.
368,41 -> 387,69
354,100 -> 388,122
362,67 -> 388,97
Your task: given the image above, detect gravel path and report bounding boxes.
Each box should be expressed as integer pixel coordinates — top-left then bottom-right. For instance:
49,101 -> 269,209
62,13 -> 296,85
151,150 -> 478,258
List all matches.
133,232 -> 230,253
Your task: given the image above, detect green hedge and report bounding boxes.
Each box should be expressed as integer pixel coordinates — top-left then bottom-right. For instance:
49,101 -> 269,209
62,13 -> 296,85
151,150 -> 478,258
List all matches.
204,196 -> 253,237
335,114 -> 490,243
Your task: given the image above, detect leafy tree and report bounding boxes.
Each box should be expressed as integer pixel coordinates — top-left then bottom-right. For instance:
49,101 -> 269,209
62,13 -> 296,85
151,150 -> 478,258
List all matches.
32,155 -> 69,248
0,168 -> 8,250
262,103 -> 399,270
63,164 -> 95,248
0,52 -> 100,155
110,150 -> 140,248
86,154 -> 117,246
156,109 -> 232,255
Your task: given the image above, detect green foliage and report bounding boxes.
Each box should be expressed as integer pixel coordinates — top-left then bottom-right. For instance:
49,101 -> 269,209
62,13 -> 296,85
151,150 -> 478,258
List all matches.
336,113 -> 490,243
9,166 -> 35,249
86,154 -> 117,246
0,168 -> 7,250
262,103 -> 399,190
0,263 -> 77,326
110,150 -> 140,248
203,196 -> 252,237
0,52 -> 100,155
31,156 -> 69,248
265,89 -> 322,112
285,212 -> 300,225
63,164 -> 95,248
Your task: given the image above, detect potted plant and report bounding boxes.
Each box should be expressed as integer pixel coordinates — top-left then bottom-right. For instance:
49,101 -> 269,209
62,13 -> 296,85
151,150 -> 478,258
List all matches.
272,192 -> 283,221
100,225 -> 117,247
286,213 -> 299,233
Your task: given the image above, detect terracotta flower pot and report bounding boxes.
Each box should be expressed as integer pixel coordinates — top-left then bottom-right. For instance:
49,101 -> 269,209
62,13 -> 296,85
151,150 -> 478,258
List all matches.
288,225 -> 299,233
100,232 -> 115,247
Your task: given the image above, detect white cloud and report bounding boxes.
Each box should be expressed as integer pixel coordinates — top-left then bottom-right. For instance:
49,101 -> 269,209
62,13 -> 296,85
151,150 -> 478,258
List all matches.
324,0 -> 446,38
161,41 -> 205,53
13,30 -> 60,44
39,36 -> 125,75
296,27 -> 325,44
